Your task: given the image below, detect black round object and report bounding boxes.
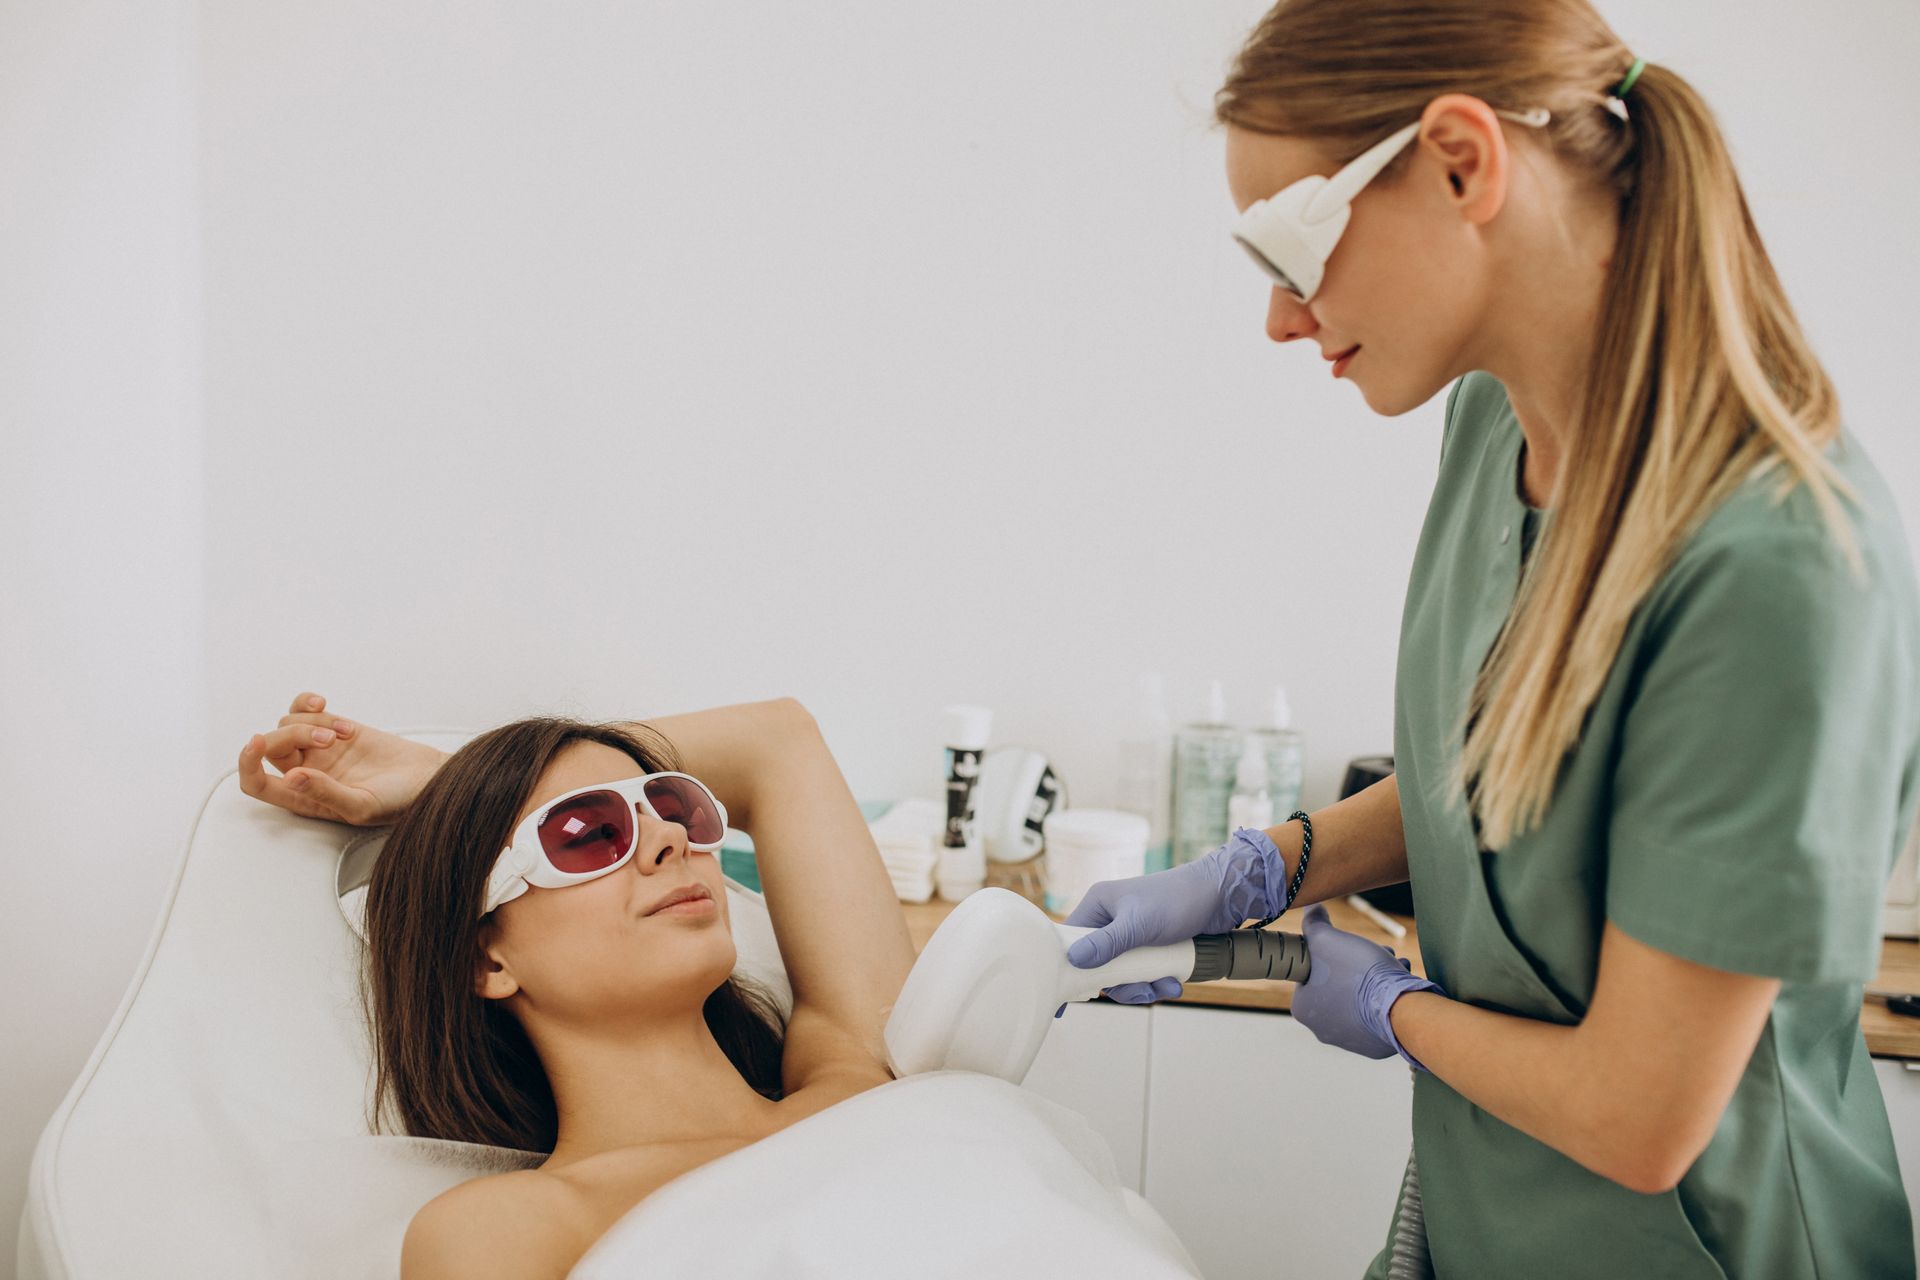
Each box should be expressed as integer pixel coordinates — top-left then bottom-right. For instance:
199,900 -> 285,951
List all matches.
1339,756 -> 1394,799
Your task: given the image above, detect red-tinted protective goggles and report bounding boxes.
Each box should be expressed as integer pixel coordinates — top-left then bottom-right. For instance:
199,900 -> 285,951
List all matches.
482,772 -> 728,915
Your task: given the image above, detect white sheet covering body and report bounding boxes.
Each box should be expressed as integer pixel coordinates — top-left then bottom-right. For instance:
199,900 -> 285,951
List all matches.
567,1071 -> 1202,1279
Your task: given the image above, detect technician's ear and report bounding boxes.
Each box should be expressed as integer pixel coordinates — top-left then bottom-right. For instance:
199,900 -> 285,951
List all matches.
1416,93 -> 1511,226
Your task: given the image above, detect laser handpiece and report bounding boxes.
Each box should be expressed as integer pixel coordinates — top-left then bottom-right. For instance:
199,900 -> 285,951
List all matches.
1187,926 -> 1311,984
883,888 -> 1313,1083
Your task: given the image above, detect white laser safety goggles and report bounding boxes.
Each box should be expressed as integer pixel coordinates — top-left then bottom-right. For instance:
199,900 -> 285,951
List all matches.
1231,106 -> 1551,302
482,772 -> 729,917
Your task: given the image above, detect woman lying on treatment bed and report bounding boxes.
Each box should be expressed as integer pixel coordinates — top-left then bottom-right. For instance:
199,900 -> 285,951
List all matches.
238,693 -> 918,1278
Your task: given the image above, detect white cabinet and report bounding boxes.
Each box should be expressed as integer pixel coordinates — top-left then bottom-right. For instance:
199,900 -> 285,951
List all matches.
1020,1001 -> 1415,1277
1874,1058 -> 1920,1258
1142,1004 -> 1415,1280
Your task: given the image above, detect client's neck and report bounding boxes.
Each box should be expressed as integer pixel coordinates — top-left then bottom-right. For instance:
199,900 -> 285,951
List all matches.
536,1009 -> 779,1168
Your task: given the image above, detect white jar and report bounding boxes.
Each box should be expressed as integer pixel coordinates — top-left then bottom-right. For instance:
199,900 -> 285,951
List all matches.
936,840 -> 986,902
1042,809 -> 1150,916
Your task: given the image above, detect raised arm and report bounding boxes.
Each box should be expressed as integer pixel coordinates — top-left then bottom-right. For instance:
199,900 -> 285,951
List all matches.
622,698 -> 915,1091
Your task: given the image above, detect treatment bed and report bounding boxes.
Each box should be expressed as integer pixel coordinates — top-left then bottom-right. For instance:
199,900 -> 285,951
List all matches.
18,730 -> 1198,1278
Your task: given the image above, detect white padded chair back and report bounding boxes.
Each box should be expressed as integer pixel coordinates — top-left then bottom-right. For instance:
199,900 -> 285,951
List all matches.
18,730 -> 792,1280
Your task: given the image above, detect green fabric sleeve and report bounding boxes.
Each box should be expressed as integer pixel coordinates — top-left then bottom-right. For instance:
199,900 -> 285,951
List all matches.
1606,520 -> 1914,983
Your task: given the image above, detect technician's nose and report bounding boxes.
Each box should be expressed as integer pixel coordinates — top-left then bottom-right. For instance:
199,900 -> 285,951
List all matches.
1266,287 -> 1318,344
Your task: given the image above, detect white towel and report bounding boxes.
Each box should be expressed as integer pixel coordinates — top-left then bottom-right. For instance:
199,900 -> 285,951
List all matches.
888,870 -> 935,903
870,797 -> 945,839
869,798 -> 945,902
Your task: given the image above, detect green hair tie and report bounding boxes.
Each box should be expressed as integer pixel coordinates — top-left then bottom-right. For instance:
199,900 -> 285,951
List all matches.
1614,57 -> 1646,98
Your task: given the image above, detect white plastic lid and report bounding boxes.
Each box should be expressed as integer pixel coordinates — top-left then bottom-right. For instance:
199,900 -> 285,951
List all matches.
1043,808 -> 1150,850
942,704 -> 994,750
1203,679 -> 1226,725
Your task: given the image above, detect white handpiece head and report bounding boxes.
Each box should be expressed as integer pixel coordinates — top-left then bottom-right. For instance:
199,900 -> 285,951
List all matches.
883,888 -> 1197,1084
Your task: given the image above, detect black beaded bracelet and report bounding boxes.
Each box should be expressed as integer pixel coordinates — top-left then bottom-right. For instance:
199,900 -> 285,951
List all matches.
1251,810 -> 1313,930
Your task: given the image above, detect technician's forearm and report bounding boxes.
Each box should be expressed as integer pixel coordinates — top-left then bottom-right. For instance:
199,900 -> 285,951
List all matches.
1260,773 -> 1409,908
1389,993 -> 1675,1194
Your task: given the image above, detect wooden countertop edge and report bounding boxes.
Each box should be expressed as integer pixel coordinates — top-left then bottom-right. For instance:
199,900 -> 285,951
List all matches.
898,896 -> 1920,1062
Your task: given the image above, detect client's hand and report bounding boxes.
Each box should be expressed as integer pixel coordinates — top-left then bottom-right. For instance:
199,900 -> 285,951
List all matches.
237,691 -> 447,826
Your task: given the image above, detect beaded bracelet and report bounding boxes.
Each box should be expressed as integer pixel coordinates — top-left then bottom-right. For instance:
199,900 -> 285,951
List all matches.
1251,810 -> 1312,930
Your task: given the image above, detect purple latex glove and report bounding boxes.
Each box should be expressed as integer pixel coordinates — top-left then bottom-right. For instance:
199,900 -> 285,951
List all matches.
1061,828 -> 1288,1005
1290,903 -> 1446,1069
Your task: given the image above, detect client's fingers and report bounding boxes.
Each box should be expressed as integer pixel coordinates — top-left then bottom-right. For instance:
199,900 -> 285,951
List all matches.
237,733 -> 363,822
238,734 -> 305,809
274,711 -> 354,737
288,692 -> 326,714
237,733 -> 263,785
282,768 -> 366,822
258,723 -> 339,770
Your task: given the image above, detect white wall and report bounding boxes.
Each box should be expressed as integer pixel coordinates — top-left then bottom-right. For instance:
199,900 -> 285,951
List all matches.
5,0 -> 1917,1271
0,0 -> 208,1274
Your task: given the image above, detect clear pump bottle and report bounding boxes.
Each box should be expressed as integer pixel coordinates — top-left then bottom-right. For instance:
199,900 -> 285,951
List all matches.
1171,679 -> 1242,866
1247,685 -> 1304,818
1227,739 -> 1274,833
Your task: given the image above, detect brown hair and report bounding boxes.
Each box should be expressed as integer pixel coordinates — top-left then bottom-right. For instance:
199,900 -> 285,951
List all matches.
1218,0 -> 1855,848
362,717 -> 785,1152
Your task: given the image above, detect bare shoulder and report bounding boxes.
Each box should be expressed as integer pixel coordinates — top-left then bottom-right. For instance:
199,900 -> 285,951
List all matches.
401,1168 -> 589,1280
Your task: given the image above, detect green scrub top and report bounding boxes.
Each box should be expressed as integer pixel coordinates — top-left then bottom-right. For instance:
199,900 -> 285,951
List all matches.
1368,371 -> 1920,1279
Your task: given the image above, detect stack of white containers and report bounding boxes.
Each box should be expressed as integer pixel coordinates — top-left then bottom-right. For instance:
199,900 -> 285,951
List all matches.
868,798 -> 945,903
1041,809 -> 1149,916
